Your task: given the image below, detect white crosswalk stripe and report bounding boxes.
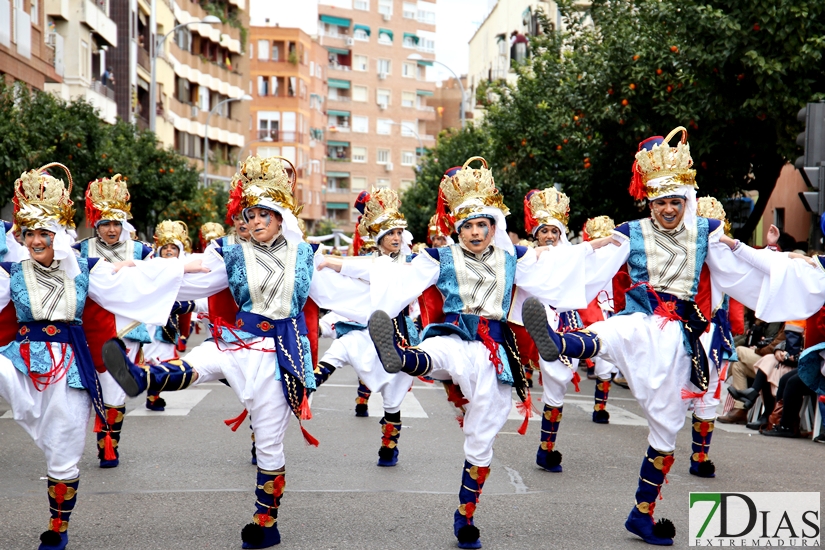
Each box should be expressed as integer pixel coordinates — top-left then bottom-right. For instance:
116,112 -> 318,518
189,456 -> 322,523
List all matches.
126,389 -> 211,416
366,390 -> 429,418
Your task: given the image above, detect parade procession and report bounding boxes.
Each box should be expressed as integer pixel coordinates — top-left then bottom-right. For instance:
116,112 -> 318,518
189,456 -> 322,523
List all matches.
3,0 -> 825,548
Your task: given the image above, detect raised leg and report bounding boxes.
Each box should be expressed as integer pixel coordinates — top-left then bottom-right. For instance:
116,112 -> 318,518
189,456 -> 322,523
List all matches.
369,311 -> 432,377
522,298 -> 600,362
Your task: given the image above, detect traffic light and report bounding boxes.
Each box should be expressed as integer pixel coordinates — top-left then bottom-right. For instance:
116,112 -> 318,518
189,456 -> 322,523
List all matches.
796,102 -> 825,213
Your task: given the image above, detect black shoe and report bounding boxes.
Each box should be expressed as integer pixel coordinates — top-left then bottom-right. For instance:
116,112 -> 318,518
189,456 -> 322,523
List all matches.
522,298 -> 560,362
761,425 -> 798,438
369,311 -> 403,373
727,387 -> 759,410
746,415 -> 769,431
814,433 -> 825,444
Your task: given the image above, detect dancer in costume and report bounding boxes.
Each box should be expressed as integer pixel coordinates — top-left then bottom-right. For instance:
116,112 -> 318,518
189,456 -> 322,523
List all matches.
101,155 -> 369,549
521,127 -> 810,546
75,175 -> 154,465
0,164 -> 195,550
200,222 -> 226,250
319,158 -> 614,549
427,212 -> 454,248
141,220 -> 196,410
314,188 -> 418,466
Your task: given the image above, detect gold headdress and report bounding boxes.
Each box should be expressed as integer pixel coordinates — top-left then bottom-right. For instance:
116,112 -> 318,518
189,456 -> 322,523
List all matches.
583,216 -> 616,240
359,188 -> 407,239
438,157 -> 509,223
199,222 -> 225,246
697,196 -> 732,236
13,163 -> 76,231
237,155 -> 302,217
427,213 -> 453,243
630,126 -> 697,200
85,174 -> 132,226
524,188 -> 570,234
154,220 -> 192,253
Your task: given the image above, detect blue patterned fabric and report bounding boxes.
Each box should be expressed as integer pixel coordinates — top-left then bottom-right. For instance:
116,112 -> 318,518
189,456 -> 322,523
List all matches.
799,343 -> 825,396
0,223 -> 10,261
335,321 -> 367,339
124,323 -> 152,344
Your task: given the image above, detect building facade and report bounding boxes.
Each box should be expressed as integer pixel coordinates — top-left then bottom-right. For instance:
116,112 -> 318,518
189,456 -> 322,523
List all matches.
0,0 -> 63,89
248,25 -> 327,232
426,75 -> 469,136
317,0 -> 437,233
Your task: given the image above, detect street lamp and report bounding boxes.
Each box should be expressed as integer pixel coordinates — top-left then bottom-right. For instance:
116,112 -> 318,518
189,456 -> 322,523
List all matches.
150,15 -> 221,132
203,94 -> 253,187
407,53 -> 465,129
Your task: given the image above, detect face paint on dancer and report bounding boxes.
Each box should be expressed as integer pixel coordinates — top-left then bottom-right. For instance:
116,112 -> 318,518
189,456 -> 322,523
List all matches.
432,235 -> 448,248
160,244 -> 180,258
536,225 -> 562,247
97,221 -> 123,245
246,207 -> 283,243
233,214 -> 251,241
459,217 -> 494,255
378,228 -> 404,255
24,228 -> 56,266
649,197 -> 686,230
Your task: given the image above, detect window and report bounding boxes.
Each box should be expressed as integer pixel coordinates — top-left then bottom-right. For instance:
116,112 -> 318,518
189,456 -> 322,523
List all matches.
198,85 -> 210,111
403,2 -> 416,18
402,62 -> 416,78
80,40 -> 89,79
353,115 -> 369,133
31,0 -> 38,23
376,178 -> 390,187
378,29 -> 393,44
271,76 -> 279,97
401,151 -> 416,166
417,64 -> 427,80
353,55 -> 368,72
401,121 -> 416,137
377,88 -> 391,106
376,149 -> 390,164
352,147 -> 367,163
400,179 -> 414,191
316,64 -> 323,78
403,35 -> 417,49
774,207 -> 785,232
378,0 -> 392,17
354,28 -> 369,41
288,76 -> 297,97
417,5 -> 436,24
354,0 -> 369,10
257,39 -> 269,60
401,91 -> 415,107
353,85 -> 368,102
419,37 -> 435,53
351,177 -> 367,191
377,119 -> 392,135
377,59 -> 391,75
258,146 -> 281,158
257,76 -> 268,96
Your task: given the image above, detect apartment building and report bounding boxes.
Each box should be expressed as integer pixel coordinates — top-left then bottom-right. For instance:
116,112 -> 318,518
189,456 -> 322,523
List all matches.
249,25 -> 328,232
317,0 -> 437,233
426,75 -> 469,136
0,0 -> 63,89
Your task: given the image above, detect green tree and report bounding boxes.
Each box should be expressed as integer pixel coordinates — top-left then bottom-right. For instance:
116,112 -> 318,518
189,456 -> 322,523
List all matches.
160,184 -> 228,246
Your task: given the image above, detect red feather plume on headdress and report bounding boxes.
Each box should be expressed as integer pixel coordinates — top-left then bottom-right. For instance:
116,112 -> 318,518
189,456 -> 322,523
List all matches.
581,221 -> 591,242
352,217 -> 364,256
523,189 -> 540,235
85,181 -> 103,227
435,188 -> 454,236
224,181 -> 244,226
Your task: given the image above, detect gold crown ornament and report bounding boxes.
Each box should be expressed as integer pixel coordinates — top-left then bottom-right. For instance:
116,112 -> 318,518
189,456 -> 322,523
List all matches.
13,163 -> 76,231
427,212 -> 453,243
630,126 -> 697,200
524,188 -> 570,235
237,155 -> 303,218
359,187 -> 407,239
583,215 -> 616,241
154,220 -> 192,253
697,196 -> 732,236
438,157 -> 509,223
199,221 -> 225,246
85,174 -> 132,227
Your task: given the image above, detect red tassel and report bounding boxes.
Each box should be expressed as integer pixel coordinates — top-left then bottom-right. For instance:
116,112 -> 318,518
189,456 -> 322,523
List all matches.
524,196 -> 536,235
713,380 -> 722,400
681,388 -> 706,400
571,371 -> 581,392
719,362 -> 728,382
352,219 -> 364,256
103,433 -> 117,461
516,392 -> 533,435
445,382 -> 469,408
477,318 -> 503,374
435,188 -> 454,236
93,414 -> 104,433
629,160 -> 647,200
299,392 -> 312,420
456,415 -> 465,428
300,423 -> 319,447
584,358 -> 594,368
224,408 -> 248,432
700,421 -> 710,437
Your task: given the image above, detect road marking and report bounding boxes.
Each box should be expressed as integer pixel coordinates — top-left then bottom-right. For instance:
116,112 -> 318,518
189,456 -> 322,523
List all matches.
126,389 -> 211,416
0,410 -> 13,419
366,391 -> 429,418
503,466 -> 528,494
508,397 -> 648,427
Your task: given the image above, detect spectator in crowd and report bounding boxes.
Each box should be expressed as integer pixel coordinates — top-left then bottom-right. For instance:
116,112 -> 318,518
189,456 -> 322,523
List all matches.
717,319 -> 786,424
728,321 -> 805,429
101,67 -> 115,88
760,368 -> 817,438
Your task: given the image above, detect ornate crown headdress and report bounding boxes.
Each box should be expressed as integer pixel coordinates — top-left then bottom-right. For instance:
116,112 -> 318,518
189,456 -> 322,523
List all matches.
427,212 -> 453,242
524,188 -> 570,235
85,174 -> 132,227
697,196 -> 732,236
437,157 -> 509,224
582,215 -> 616,241
629,126 -> 697,200
199,222 -> 225,249
237,155 -> 303,217
359,187 -> 407,239
154,220 -> 192,253
13,163 -> 76,231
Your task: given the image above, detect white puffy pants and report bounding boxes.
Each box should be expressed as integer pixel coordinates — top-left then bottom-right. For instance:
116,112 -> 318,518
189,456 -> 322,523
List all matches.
185,339 -> 292,470
0,353 -> 91,478
98,338 -> 141,407
418,335 -> 511,466
321,329 -> 414,413
538,357 -> 578,407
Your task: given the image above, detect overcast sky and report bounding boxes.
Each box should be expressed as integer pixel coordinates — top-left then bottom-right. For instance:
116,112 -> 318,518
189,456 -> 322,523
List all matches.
433,0 -> 491,81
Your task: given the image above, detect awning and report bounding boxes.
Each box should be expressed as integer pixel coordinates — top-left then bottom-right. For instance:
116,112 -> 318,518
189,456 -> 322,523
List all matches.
403,32 -> 419,44
353,24 -> 371,36
320,15 -> 351,27
495,33 -> 507,42
416,59 -> 433,67
416,89 -> 434,96
326,46 -> 350,55
326,171 -> 350,178
416,147 -> 427,155
328,140 -> 350,147
327,109 -> 351,117
328,79 -> 351,89
326,202 -> 350,210
379,28 -> 393,41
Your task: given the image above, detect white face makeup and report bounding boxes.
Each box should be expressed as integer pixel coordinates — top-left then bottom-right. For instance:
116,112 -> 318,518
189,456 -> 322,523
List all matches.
536,225 -> 562,247
378,228 -> 404,255
97,221 -> 123,245
650,197 -> 687,230
459,217 -> 494,254
245,207 -> 283,243
25,228 -> 56,266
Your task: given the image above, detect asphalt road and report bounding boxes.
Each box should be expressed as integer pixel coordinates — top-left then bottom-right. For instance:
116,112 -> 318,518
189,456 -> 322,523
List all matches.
1,333 -> 823,549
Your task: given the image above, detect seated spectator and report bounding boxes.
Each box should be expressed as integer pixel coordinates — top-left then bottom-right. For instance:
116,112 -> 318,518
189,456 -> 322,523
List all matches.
728,321 -> 805,429
718,319 -> 785,424
760,369 -> 817,438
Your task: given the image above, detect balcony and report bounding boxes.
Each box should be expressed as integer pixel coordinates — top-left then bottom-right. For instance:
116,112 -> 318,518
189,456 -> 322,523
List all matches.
92,80 -> 115,101
256,130 -> 306,143
138,46 -> 151,72
82,0 -> 117,47
328,63 -> 351,72
45,0 -> 70,20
